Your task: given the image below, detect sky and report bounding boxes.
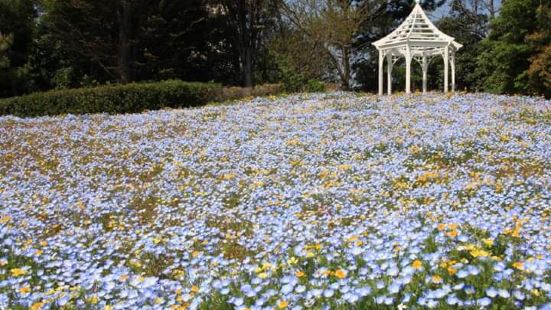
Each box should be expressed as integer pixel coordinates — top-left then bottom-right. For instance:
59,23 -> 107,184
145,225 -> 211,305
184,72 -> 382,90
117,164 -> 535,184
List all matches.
429,0 -> 502,19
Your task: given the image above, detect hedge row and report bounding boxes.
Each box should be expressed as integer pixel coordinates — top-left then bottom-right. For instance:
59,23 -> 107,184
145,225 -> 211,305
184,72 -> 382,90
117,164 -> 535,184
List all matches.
0,80 -> 221,117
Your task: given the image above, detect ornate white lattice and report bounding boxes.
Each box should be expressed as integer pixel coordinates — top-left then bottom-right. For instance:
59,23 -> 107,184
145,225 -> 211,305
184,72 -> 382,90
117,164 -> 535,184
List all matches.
373,0 -> 462,94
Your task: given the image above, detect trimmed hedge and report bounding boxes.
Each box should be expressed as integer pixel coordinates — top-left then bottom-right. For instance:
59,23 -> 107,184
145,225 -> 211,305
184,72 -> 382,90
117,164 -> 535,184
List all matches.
0,80 -> 221,117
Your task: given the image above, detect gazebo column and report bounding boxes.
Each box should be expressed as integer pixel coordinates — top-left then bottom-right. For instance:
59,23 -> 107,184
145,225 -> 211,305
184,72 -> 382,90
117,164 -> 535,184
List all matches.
386,53 -> 393,95
378,50 -> 384,96
451,51 -> 456,92
405,48 -> 412,94
443,45 -> 449,93
422,55 -> 428,93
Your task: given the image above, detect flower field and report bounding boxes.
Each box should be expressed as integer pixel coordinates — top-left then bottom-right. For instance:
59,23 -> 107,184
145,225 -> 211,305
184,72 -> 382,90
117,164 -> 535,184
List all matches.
0,92 -> 550,309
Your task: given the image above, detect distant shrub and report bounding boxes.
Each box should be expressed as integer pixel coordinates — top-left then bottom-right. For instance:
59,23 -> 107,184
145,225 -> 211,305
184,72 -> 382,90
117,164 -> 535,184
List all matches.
279,68 -> 328,93
280,69 -> 307,93
305,80 -> 327,92
219,84 -> 283,102
0,80 -> 221,117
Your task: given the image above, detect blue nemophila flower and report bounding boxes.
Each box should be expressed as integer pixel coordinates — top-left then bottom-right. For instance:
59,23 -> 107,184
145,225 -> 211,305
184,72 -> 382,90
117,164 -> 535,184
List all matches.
464,285 -> 475,295
498,289 -> 511,298
487,287 -> 498,298
478,297 -> 492,306
0,93 -> 549,308
457,269 -> 470,278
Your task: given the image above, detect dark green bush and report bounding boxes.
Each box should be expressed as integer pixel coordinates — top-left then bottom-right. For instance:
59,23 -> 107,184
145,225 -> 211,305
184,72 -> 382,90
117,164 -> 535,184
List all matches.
305,80 -> 326,92
0,80 -> 221,117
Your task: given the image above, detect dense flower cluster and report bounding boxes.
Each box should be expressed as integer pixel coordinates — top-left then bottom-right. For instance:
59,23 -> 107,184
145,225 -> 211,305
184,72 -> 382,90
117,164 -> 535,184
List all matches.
0,92 -> 550,309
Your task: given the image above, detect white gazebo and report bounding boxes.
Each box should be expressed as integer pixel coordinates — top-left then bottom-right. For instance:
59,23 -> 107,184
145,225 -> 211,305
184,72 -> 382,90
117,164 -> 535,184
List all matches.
373,0 -> 462,95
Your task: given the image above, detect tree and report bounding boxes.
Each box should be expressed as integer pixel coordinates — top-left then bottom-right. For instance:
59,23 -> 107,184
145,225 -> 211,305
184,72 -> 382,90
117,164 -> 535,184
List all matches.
0,0 -> 35,97
41,0 -> 135,83
268,24 -> 334,91
0,33 -> 13,69
136,0 -> 236,83
476,0 -> 549,97
436,0 -> 492,92
217,0 -> 276,87
526,2 -> 551,97
40,0 -> 216,84
278,0 -> 382,90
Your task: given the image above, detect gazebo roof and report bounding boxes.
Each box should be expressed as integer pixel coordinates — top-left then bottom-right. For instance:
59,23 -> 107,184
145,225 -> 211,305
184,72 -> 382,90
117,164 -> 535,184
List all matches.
373,0 -> 462,56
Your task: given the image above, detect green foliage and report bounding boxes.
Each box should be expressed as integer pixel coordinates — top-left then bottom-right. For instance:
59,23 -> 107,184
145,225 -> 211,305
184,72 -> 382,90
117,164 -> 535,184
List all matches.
0,33 -> 13,68
280,68 -> 308,93
0,80 -> 221,117
306,79 -> 327,92
477,0 -> 550,97
0,0 -> 35,98
268,26 -> 331,92
526,3 -> 551,98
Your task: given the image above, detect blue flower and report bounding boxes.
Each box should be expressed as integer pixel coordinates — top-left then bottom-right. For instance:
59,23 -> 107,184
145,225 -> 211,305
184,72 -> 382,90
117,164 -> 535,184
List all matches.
478,297 -> 491,307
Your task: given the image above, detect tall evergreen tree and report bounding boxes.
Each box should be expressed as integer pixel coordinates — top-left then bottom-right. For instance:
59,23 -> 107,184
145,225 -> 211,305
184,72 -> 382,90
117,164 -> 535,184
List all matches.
0,0 -> 35,97
217,0 -> 276,87
477,0 -> 549,97
39,0 -> 228,85
526,1 -> 551,97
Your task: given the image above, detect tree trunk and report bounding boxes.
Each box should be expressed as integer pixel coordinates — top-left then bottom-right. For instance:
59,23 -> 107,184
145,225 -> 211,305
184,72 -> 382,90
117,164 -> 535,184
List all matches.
488,0 -> 495,18
242,48 -> 253,87
341,46 -> 351,90
118,0 -> 133,83
10,71 -> 17,97
238,0 -> 254,88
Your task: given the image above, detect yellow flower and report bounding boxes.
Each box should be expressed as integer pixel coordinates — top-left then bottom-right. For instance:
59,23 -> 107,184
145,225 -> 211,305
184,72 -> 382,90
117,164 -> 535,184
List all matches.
295,270 -> 305,278
447,266 -> 457,275
89,295 -> 99,304
513,261 -> 524,270
412,260 -> 423,270
287,257 -> 298,265
334,269 -> 347,279
105,306 -> 113,310
19,286 -> 31,294
278,300 -> 289,309
258,272 -> 268,279
191,285 -> 200,293
30,302 -> 44,310
11,268 -> 28,277
338,164 -> 352,171
470,248 -> 490,258
318,169 -> 331,179
431,275 -> 443,284
0,215 -> 11,224
154,297 -> 164,304
220,173 -> 236,181
437,223 -> 447,231
482,238 -> 494,246
446,229 -> 458,238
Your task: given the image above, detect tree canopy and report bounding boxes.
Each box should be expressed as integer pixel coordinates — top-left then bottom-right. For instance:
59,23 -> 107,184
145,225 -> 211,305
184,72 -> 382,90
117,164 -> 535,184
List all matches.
0,0 -> 548,98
